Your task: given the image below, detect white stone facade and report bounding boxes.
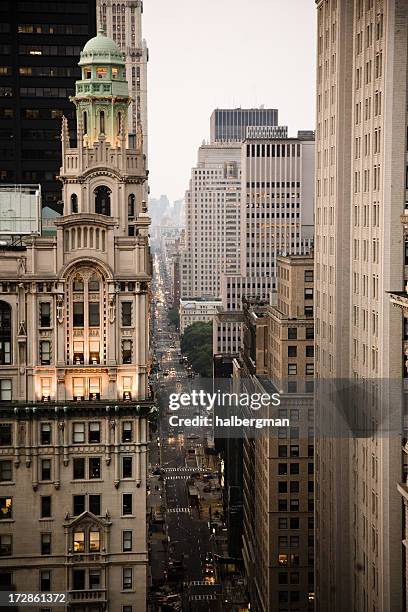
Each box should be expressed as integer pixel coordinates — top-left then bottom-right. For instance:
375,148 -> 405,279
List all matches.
0,32 -> 151,612
314,1 -> 408,611
179,299 -> 222,335
181,143 -> 241,299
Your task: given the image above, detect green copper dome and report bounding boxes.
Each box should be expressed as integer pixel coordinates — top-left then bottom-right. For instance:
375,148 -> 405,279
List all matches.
79,29 -> 125,66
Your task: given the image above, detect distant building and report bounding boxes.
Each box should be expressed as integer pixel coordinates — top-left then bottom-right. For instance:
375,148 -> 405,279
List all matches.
0,0 -> 96,210
210,108 -> 278,143
180,298 -> 222,334
181,142 -> 241,299
0,31 -> 152,610
173,198 -> 184,227
97,0 -> 148,153
214,129 -> 314,357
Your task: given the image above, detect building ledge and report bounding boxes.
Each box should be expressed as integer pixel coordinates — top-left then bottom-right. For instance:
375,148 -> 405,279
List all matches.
389,291 -> 408,312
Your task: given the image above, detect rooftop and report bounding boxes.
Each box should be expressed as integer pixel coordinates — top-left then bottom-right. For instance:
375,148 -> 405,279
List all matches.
79,29 -> 125,66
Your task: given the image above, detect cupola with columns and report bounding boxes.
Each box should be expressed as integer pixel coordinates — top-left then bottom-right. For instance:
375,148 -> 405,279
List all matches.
59,29 -> 148,239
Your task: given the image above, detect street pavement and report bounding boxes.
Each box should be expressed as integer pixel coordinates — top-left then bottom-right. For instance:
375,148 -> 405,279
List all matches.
148,254 -> 223,611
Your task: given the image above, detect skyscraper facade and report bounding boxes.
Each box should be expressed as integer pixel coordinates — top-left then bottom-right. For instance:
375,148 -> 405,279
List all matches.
0,31 -> 152,610
210,108 -> 278,143
235,254 -> 315,612
97,0 -> 148,154
214,128 -> 315,356
0,0 -> 96,210
314,0 -> 407,610
181,142 -> 242,299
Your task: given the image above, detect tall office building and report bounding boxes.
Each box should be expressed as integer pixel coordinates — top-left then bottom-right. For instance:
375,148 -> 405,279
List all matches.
314,1 -> 407,610
210,108 -> 278,143
181,142 -> 242,299
0,31 -> 152,610
0,0 -> 96,210
97,0 -> 148,154
214,128 -> 315,357
235,254 -> 315,612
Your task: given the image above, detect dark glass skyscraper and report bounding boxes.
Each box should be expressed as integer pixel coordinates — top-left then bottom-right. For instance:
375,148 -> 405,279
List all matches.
0,0 -> 96,211
210,107 -> 278,143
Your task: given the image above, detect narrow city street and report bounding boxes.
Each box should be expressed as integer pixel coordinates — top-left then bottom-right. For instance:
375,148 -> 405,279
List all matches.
148,253 -> 223,611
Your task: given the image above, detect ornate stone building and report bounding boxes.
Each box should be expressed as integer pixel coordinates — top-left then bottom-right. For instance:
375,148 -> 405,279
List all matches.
0,31 -> 152,612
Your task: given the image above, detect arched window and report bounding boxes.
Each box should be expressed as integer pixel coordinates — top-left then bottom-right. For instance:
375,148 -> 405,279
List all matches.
83,111 -> 87,134
94,186 -> 111,216
99,111 -> 105,134
71,194 -> 78,214
128,194 -> 135,219
73,276 -> 84,292
89,274 -> 100,292
0,301 -> 11,365
117,111 -> 122,134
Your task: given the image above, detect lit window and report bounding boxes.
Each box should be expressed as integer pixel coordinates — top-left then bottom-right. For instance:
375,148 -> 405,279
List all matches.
40,378 -> 51,401
0,497 -> 12,520
73,531 -> 85,552
89,531 -> 100,552
96,67 -> 107,79
89,378 -> 101,401
73,379 -> 85,401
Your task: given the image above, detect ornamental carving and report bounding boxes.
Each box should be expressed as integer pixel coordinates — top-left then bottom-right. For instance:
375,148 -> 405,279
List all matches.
108,296 -> 116,323
57,296 -> 64,324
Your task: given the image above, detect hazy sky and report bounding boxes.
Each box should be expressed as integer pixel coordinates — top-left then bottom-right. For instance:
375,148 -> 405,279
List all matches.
143,0 -> 316,202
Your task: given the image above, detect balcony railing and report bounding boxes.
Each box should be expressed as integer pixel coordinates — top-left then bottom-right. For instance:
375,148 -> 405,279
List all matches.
69,589 -> 107,602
